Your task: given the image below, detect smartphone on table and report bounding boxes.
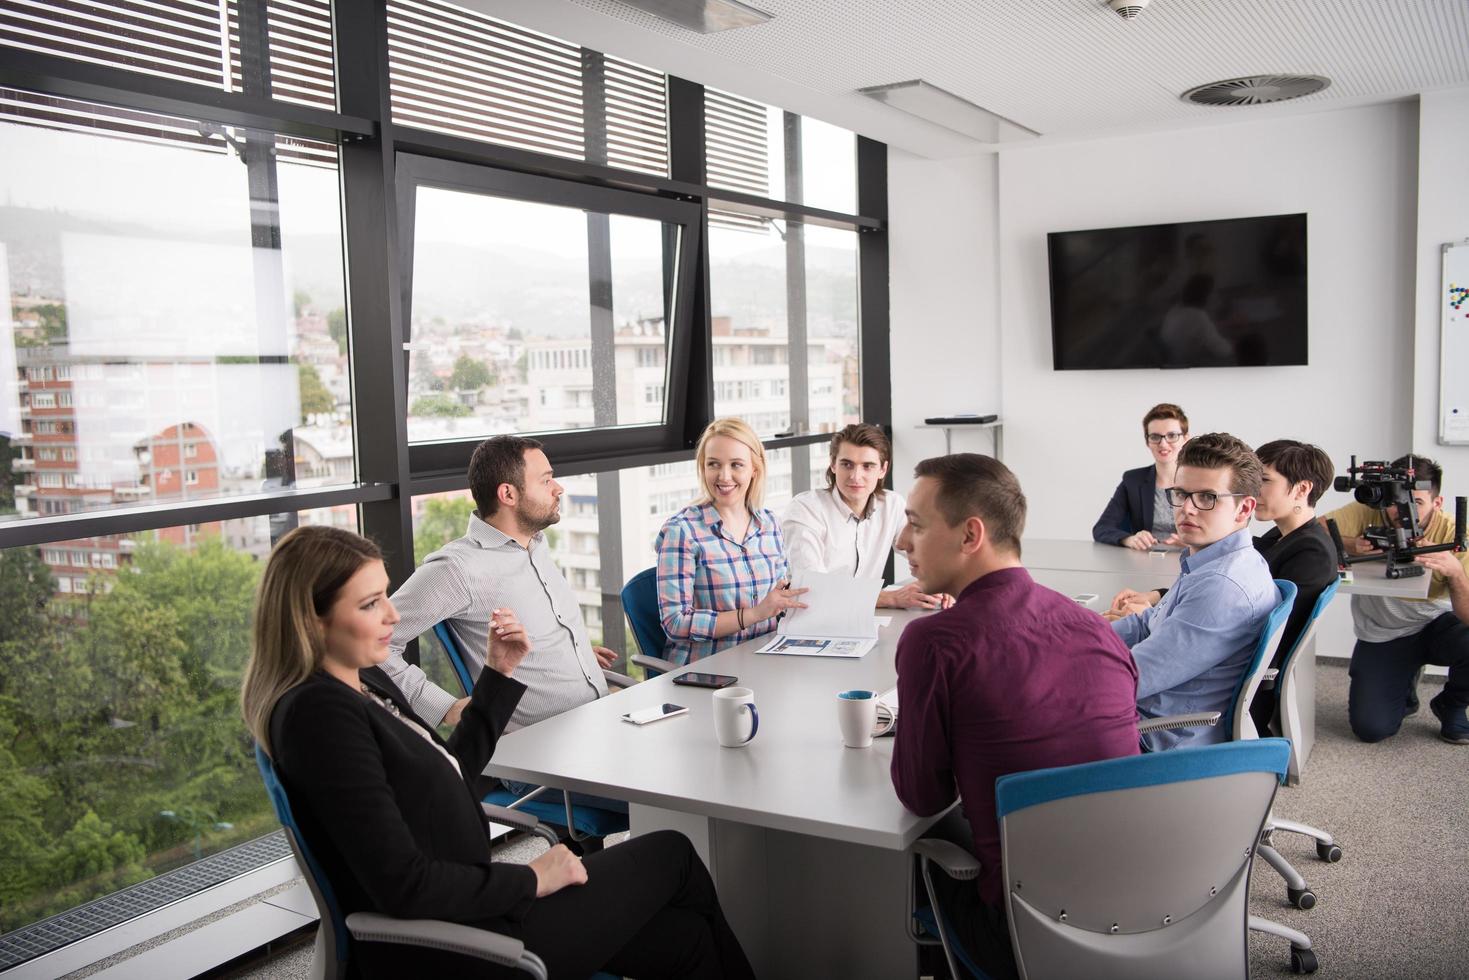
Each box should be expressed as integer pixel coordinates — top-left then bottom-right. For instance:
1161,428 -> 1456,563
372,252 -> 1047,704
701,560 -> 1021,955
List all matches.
621,703 -> 689,725
671,672 -> 739,689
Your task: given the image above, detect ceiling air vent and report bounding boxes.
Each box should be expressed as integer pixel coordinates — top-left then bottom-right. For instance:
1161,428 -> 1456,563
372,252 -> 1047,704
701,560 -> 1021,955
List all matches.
1182,74 -> 1331,107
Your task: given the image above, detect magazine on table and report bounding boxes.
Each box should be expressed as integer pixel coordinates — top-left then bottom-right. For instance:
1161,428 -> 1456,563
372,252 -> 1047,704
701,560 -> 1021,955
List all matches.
756,571 -> 883,659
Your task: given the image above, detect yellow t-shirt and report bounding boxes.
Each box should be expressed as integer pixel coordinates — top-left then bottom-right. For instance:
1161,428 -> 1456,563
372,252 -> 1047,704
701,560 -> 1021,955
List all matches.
1324,501 -> 1469,603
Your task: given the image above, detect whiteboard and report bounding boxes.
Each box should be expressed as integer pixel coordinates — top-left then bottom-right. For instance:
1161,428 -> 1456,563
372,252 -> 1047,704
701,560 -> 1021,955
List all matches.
1438,242 -> 1469,445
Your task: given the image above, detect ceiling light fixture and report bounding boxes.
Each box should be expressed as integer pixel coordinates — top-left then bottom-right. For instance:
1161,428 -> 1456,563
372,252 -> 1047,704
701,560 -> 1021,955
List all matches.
858,80 -> 1039,143
615,0 -> 773,33
1182,74 -> 1332,106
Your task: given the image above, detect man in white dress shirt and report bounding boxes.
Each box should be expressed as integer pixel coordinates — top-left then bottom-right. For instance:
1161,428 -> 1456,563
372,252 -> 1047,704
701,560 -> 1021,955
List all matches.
782,423 -> 946,609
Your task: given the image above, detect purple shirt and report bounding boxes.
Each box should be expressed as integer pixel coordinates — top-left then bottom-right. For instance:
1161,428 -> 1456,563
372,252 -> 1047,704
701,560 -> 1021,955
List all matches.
891,567 -> 1141,907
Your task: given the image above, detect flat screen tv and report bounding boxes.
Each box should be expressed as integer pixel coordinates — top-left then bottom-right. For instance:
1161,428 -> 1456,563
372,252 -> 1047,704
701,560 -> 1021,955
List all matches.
1047,213 -> 1307,370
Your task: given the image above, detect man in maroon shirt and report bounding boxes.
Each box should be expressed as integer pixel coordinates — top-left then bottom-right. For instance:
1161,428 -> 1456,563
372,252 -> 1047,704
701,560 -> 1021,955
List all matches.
891,454 -> 1141,979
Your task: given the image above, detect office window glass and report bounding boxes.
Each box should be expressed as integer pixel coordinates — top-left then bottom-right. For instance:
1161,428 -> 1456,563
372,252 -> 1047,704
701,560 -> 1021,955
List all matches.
704,89 -> 856,214
0,96 -> 354,526
0,507 -> 355,934
0,0 -> 336,111
404,187 -> 675,443
708,219 -> 791,436
804,225 -> 861,431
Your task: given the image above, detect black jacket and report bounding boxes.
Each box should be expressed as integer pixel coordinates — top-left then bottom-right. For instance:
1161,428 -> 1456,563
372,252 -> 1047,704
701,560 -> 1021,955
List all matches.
269,663 -> 535,974
1254,520 -> 1339,666
1093,465 -> 1158,545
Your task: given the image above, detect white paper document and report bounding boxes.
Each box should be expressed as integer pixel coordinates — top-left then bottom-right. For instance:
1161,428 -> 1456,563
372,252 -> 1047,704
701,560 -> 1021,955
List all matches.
757,571 -> 883,659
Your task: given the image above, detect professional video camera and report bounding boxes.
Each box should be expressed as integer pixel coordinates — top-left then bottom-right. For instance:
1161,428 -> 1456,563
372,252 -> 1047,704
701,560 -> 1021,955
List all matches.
1327,456 -> 1467,579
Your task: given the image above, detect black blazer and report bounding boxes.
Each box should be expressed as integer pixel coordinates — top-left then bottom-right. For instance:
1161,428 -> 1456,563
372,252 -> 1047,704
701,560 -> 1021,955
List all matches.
1254,521 -> 1339,667
269,664 -> 535,976
1093,465 -> 1158,545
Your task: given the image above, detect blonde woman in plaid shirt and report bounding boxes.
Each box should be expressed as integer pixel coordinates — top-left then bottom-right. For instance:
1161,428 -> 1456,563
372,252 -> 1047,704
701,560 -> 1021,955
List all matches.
655,418 -> 809,665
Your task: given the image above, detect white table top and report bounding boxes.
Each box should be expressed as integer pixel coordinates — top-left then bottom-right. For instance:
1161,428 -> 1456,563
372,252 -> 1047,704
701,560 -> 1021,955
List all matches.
1022,537 -> 1183,577
488,609 -> 939,851
1338,560 -> 1433,598
486,561 -> 1184,852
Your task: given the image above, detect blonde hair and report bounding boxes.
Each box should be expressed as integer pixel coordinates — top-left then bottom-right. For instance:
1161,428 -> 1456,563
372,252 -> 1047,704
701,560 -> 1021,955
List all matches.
241,525 -> 383,756
695,417 -> 767,510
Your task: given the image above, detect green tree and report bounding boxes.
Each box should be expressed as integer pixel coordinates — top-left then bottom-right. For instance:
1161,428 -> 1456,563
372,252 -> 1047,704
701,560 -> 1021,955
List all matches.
292,289 -> 312,318
449,355 -> 494,392
297,363 -> 334,421
0,435 -> 16,515
326,307 -> 348,356
414,496 -> 475,564
35,303 -> 67,343
410,393 -> 471,418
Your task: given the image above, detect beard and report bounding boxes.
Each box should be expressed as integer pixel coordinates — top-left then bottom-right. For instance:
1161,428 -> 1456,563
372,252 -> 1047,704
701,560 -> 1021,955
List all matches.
516,497 -> 561,534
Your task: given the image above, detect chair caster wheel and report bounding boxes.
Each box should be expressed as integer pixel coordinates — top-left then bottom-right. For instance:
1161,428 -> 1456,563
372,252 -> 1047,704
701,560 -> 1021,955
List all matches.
1316,841 -> 1342,863
1287,886 -> 1316,910
1290,947 -> 1318,974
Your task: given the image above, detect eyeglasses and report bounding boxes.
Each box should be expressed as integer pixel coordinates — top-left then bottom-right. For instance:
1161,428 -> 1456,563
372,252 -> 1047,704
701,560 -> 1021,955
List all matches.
1166,488 -> 1246,511
1146,431 -> 1186,445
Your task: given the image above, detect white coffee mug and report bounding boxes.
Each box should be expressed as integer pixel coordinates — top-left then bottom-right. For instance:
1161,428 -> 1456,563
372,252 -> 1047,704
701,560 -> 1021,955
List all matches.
837,690 -> 895,748
712,687 -> 759,747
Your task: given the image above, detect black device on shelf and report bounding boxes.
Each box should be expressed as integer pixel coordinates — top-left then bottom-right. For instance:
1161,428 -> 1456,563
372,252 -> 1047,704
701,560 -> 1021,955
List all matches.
1328,455 -> 1468,579
1047,212 -> 1308,370
924,414 -> 998,425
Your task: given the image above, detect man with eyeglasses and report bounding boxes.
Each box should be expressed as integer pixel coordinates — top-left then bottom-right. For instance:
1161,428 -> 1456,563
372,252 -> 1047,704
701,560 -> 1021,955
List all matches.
1107,433 -> 1281,751
1093,403 -> 1189,551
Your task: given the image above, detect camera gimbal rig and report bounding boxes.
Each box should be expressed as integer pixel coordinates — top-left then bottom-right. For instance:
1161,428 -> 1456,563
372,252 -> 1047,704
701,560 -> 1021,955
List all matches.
1325,456 -> 1467,579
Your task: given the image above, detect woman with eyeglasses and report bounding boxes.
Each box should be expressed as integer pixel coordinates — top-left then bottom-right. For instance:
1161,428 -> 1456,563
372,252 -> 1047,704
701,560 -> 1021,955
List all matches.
1092,403 -> 1191,550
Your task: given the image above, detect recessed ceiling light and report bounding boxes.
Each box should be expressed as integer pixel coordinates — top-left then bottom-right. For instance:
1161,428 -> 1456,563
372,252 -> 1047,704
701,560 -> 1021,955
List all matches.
858,80 -> 1039,143
615,0 -> 773,33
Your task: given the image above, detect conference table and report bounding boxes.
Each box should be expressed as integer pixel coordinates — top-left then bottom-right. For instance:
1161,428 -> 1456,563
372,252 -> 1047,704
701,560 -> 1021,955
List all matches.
486,560 -> 1181,980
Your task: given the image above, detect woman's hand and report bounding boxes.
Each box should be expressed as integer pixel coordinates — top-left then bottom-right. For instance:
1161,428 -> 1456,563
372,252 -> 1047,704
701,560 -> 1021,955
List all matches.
484,608 -> 531,677
754,581 -> 809,622
529,844 -> 587,897
1121,531 -> 1157,551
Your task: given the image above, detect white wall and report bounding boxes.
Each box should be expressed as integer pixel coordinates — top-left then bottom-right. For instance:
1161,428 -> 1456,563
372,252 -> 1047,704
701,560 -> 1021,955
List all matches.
1412,88 -> 1469,477
887,150 -> 1001,496
996,101 -> 1420,546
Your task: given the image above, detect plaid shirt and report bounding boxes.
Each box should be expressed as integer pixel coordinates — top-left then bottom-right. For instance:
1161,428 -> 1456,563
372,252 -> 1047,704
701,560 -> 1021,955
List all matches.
655,503 -> 789,665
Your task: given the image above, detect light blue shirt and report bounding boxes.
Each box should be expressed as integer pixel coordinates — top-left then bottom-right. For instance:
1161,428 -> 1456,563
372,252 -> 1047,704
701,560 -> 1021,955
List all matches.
1112,529 -> 1279,751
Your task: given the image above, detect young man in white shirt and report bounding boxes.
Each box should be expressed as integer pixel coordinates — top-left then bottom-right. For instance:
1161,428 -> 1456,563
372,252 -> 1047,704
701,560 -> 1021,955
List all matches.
781,423 -> 945,609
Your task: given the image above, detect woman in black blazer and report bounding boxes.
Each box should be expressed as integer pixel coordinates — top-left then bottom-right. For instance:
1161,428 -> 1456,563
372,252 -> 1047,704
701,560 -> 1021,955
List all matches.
241,526 -> 755,980
1093,403 -> 1190,549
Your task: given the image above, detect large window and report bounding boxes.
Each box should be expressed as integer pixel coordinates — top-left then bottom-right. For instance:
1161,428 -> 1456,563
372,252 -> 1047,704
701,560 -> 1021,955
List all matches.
0,507 -> 354,935
0,0 -> 887,965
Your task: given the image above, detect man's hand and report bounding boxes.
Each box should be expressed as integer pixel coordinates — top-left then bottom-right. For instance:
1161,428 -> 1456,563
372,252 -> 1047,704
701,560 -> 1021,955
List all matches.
1108,587 -> 1157,615
442,697 -> 470,727
592,645 -> 618,669
484,608 -> 531,677
880,583 -> 944,610
1415,549 -> 1468,583
1121,531 -> 1157,551
1341,535 -> 1380,557
529,844 -> 587,897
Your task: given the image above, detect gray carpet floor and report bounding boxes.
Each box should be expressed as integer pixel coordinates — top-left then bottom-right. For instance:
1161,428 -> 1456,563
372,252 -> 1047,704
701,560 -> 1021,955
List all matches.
233,661 -> 1467,980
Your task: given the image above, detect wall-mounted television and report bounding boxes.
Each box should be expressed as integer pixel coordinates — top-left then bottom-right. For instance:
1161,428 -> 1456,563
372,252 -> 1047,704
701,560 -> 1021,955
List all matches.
1047,213 -> 1307,370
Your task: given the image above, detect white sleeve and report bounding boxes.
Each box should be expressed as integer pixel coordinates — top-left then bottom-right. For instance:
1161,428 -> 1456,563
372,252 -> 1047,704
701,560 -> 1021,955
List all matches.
781,495 -> 830,576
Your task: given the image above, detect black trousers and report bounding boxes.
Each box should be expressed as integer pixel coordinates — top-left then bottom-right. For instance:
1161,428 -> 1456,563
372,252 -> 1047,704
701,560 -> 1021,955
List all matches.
921,810 -> 1018,980
505,829 -> 755,980
1348,612 -> 1469,743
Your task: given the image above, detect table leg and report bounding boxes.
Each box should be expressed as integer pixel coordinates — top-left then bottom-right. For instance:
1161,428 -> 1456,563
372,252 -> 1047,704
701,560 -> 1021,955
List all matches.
629,804 -> 920,980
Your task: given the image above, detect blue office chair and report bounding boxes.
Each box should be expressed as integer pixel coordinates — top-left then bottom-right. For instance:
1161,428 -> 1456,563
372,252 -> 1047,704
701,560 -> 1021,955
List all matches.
255,745 -> 555,979
620,567 -> 678,676
431,622 -> 630,843
1253,580 -> 1344,909
914,740 -> 1315,979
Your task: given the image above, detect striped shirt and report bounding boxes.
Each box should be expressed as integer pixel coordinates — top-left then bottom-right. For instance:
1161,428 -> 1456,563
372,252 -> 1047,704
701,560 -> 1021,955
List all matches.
380,514 -> 607,732
655,503 -> 789,665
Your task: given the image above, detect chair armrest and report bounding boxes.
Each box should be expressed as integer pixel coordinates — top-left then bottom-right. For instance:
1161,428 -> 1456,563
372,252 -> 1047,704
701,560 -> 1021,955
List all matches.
603,669 -> 636,689
631,653 -> 679,675
345,913 -> 531,969
482,803 -> 558,846
1138,711 -> 1221,734
913,839 -> 981,881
